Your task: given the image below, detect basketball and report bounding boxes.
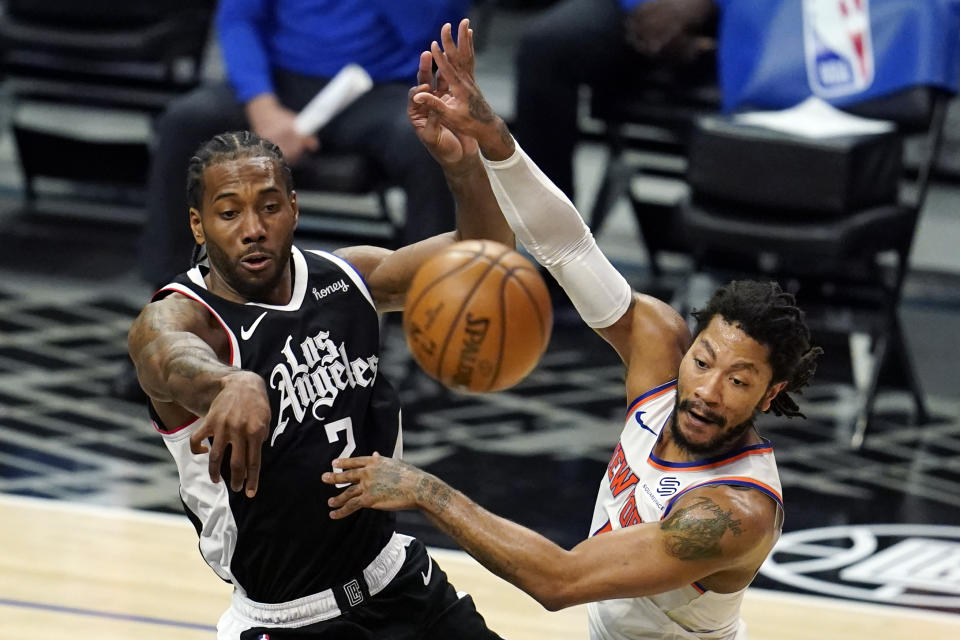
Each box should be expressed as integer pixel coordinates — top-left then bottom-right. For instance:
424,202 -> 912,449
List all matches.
403,239 -> 552,392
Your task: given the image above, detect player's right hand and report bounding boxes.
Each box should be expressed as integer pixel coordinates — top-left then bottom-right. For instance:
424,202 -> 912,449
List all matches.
189,371 -> 271,498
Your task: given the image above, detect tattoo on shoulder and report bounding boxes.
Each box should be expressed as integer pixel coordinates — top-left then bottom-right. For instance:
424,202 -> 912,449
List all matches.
660,497 -> 743,560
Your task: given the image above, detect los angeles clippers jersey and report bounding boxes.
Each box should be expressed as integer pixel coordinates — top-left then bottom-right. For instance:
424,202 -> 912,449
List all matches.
149,247 -> 402,604
587,381 -> 783,640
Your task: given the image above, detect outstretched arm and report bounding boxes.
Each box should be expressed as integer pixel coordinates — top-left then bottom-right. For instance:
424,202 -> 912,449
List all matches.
323,454 -> 777,610
129,294 -> 270,497
409,21 -> 687,382
335,20 -> 512,313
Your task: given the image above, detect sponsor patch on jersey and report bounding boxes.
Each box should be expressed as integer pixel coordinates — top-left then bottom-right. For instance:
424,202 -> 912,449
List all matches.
312,279 -> 350,301
657,476 -> 681,497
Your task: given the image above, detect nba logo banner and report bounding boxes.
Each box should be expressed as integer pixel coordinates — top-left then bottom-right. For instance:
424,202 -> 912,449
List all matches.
716,0 -> 960,112
803,0 -> 875,98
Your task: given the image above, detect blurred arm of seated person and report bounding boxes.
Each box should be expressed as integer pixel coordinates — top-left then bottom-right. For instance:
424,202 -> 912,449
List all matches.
624,0 -> 718,63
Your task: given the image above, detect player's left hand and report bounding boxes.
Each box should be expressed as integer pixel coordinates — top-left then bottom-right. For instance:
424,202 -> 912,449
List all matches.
411,19 -> 499,148
323,453 -> 427,518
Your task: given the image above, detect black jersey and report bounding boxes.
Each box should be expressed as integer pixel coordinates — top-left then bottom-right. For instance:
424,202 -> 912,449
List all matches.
149,247 -> 401,604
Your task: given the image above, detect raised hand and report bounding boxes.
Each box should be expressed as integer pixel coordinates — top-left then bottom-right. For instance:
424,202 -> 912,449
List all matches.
189,371 -> 270,498
408,20 -> 482,169
411,19 -> 513,158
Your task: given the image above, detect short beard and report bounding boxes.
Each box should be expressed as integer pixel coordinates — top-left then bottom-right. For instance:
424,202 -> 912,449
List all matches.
669,400 -> 758,458
204,233 -> 293,303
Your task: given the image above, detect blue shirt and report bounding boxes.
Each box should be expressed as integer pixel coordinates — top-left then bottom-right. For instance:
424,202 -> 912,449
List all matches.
217,0 -> 471,102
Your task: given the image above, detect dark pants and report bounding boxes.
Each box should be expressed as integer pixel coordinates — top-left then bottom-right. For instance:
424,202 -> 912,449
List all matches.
238,539 -> 503,640
513,0 -> 714,202
139,71 -> 455,288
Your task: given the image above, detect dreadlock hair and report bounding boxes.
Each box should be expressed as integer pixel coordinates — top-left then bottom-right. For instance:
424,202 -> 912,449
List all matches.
185,130 -> 295,268
690,280 -> 823,419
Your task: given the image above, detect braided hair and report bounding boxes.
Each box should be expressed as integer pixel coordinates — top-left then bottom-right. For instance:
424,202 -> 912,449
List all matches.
185,130 -> 294,267
691,280 -> 823,418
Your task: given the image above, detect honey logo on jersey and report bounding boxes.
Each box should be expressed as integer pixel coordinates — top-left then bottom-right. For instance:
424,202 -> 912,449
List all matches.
269,330 -> 379,445
312,278 -> 350,301
803,0 -> 875,98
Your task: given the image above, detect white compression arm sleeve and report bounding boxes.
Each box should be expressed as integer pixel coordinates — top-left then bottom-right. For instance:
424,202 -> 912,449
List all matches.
482,141 -> 633,329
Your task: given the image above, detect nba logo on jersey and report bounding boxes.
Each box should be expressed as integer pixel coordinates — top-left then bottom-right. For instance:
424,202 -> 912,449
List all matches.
803,0 -> 875,98
257,635 -> 270,640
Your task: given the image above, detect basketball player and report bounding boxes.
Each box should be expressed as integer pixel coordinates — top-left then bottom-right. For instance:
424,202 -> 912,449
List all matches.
321,20 -> 822,640
126,26 -> 513,638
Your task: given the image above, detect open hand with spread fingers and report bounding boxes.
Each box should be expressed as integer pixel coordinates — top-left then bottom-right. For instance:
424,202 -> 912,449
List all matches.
411,19 -> 512,157
323,453 -> 446,519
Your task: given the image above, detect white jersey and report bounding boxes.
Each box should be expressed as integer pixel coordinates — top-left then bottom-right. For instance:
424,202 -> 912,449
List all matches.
587,381 -> 783,640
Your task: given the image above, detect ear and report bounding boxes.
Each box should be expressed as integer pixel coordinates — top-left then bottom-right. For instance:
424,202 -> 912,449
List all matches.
760,381 -> 788,412
290,191 -> 299,228
189,207 -> 205,245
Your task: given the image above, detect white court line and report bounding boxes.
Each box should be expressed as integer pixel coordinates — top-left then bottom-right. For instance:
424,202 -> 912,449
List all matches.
4,493 -> 959,626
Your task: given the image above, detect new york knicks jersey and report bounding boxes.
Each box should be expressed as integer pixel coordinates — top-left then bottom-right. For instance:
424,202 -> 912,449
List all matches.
588,380 -> 783,640
149,246 -> 402,604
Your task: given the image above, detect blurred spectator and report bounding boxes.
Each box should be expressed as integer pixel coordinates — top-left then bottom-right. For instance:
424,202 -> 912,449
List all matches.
115,0 -> 469,401
138,0 -> 472,290
513,0 -> 717,203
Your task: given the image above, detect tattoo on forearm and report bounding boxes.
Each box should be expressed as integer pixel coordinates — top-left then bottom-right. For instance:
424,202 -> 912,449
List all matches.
167,345 -> 223,382
496,118 -> 513,151
468,540 -> 519,581
468,95 -> 495,123
660,497 -> 743,560
415,474 -> 452,514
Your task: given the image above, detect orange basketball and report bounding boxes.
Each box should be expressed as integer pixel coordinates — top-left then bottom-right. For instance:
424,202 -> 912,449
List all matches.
403,239 -> 552,392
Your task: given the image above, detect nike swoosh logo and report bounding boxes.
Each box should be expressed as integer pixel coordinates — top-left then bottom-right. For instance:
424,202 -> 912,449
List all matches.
240,311 -> 268,341
635,410 -> 657,436
421,555 -> 433,586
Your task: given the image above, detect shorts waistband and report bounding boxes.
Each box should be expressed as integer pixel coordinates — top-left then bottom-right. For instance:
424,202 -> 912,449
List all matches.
231,532 -> 414,627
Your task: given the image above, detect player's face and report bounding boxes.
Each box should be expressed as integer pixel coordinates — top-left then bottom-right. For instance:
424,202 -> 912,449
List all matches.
190,157 -> 298,304
672,317 -> 785,456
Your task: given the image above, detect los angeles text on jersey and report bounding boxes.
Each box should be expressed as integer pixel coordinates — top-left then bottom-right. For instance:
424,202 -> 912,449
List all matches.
269,328 -> 379,444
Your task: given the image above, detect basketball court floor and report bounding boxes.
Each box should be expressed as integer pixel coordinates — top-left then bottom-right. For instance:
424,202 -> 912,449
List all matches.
2,6 -> 960,639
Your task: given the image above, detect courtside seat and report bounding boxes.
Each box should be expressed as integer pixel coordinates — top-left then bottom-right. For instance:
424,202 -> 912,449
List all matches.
677,86 -> 950,446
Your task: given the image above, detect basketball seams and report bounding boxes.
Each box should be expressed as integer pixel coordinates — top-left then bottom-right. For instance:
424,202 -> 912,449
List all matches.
434,242 -> 515,383
403,239 -> 552,392
487,269 -> 510,391
405,243 -> 487,317
505,267 -> 551,346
